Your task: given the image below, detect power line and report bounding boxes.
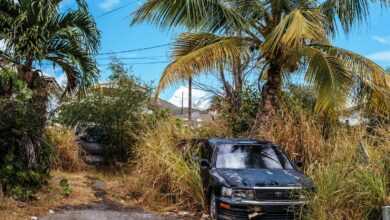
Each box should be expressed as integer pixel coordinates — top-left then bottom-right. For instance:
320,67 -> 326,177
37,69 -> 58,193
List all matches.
97,43 -> 171,56
96,55 -> 168,60
96,1 -> 135,19
34,60 -> 169,68
98,61 -> 169,66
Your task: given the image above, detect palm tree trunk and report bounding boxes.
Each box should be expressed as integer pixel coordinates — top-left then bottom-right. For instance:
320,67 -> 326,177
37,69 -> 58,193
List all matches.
251,63 -> 282,135
16,65 -> 48,168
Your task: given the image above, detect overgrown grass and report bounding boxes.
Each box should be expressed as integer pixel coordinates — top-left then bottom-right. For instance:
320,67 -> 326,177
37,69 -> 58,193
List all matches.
132,115 -> 389,219
45,126 -> 85,172
256,112 -> 389,220
305,138 -> 389,220
132,119 -> 205,211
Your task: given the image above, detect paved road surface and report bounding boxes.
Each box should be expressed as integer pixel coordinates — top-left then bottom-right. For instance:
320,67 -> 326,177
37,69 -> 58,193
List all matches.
38,178 -> 196,220
40,209 -> 182,220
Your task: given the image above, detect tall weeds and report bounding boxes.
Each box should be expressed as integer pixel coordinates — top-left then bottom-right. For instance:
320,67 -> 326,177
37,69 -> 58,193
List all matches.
45,126 -> 85,172
132,108 -> 389,219
133,119 -> 205,211
255,108 -> 389,219
305,139 -> 389,220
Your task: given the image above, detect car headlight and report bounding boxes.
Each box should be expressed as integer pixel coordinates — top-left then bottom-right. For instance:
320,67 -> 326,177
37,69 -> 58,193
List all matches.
232,189 -> 255,200
221,187 -> 232,197
221,187 -> 255,200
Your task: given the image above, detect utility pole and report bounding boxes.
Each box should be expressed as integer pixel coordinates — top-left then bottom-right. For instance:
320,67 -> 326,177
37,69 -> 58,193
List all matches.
181,91 -> 184,115
188,76 -> 192,122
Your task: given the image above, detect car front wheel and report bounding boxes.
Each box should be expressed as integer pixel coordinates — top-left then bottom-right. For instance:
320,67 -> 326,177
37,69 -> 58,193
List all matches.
209,193 -> 218,220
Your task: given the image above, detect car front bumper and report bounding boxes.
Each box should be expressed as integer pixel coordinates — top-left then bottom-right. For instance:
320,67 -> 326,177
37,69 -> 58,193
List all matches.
216,197 -> 306,220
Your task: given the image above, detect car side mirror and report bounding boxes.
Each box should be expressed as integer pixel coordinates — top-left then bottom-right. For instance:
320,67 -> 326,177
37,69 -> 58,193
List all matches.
200,159 -> 210,169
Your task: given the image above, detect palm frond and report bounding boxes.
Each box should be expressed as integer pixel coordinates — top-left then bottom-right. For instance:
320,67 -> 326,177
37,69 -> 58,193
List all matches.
321,0 -> 390,33
305,44 -> 390,113
156,33 -> 249,95
57,9 -> 100,53
303,47 -> 352,113
131,0 -> 247,33
46,38 -> 99,94
0,0 -> 100,96
263,9 -> 327,57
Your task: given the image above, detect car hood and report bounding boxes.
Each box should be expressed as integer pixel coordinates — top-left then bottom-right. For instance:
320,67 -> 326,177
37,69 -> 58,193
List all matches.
214,168 -> 313,188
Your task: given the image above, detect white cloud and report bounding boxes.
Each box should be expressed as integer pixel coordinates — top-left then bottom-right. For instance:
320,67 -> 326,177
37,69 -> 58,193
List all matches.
99,0 -> 120,11
168,86 -> 212,111
372,35 -> 390,45
367,51 -> 390,62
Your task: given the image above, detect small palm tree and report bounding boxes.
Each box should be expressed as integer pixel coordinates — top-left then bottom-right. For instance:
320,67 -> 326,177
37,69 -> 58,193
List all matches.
133,0 -> 389,131
0,0 -> 100,167
0,0 -> 100,93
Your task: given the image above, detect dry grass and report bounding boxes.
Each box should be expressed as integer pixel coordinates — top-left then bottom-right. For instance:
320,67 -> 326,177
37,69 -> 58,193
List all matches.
0,171 -> 97,220
45,126 -> 86,172
130,119 -> 205,212
305,138 -> 389,220
255,111 -> 389,219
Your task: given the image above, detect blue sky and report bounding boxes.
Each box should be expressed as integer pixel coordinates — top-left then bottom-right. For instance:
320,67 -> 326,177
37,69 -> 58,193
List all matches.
57,0 -> 390,100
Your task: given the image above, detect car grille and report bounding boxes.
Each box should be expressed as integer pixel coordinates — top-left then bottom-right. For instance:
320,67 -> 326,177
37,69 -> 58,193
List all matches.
255,189 -> 301,201
218,204 -> 301,220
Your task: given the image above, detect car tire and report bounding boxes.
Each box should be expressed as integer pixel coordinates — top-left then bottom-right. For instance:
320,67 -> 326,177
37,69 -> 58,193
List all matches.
209,192 -> 218,220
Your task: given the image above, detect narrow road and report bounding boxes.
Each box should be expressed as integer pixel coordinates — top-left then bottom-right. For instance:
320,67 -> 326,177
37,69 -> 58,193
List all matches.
40,209 -> 182,220
38,177 -> 196,220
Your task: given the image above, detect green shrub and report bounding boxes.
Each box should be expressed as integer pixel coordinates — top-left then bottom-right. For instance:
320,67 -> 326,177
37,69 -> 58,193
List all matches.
59,178 -> 72,197
57,62 -> 154,163
211,85 -> 260,135
0,70 -> 53,200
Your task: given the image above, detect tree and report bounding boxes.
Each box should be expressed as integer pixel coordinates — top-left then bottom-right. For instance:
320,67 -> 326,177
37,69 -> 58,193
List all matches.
57,59 -> 151,164
0,0 -> 100,167
132,0 -> 389,133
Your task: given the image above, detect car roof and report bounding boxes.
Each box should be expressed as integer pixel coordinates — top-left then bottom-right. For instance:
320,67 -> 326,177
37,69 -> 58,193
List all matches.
207,138 -> 273,146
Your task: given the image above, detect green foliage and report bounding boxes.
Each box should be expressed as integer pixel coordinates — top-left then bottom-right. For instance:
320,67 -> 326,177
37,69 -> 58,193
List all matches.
133,0 -> 389,116
0,68 -> 32,99
0,70 -> 53,201
59,178 -> 72,197
212,85 -> 260,135
57,60 -> 155,163
0,0 -> 100,94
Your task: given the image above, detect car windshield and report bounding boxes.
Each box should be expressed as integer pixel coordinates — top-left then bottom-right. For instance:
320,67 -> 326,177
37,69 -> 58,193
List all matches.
215,145 -> 293,169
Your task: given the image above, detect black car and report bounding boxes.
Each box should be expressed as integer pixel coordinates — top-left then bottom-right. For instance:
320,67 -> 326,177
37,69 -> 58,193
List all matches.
198,139 -> 314,220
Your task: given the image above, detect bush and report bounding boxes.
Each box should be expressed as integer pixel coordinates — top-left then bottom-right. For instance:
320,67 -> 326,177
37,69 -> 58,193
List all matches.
0,70 -> 52,200
45,126 -> 85,172
57,71 -> 151,164
211,85 -> 260,135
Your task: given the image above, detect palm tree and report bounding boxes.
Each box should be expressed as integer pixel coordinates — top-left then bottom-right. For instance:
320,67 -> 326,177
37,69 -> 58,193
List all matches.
132,0 -> 389,132
0,0 -> 100,167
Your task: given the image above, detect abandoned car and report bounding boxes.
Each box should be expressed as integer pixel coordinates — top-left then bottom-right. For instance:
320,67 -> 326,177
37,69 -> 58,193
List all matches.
198,139 -> 314,220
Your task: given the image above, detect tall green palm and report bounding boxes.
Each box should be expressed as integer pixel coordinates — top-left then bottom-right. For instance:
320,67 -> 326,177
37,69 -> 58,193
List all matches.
0,0 -> 100,167
0,0 -> 100,94
133,0 -> 389,131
